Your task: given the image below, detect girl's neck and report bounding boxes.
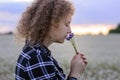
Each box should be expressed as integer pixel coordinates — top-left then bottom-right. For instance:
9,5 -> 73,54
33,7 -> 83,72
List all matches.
43,37 -> 53,47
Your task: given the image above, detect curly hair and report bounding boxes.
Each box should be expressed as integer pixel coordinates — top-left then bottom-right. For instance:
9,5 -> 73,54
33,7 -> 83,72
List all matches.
17,0 -> 75,45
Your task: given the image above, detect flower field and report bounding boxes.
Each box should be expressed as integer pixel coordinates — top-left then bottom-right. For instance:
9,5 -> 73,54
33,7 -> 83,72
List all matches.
0,34 -> 120,80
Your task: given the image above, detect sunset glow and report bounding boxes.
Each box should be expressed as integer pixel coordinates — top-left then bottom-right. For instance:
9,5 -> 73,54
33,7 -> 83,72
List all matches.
71,24 -> 116,35
0,26 -> 14,34
0,24 -> 116,35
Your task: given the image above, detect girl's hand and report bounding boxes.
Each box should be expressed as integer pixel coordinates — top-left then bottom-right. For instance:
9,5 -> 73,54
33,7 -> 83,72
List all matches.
69,52 -> 87,79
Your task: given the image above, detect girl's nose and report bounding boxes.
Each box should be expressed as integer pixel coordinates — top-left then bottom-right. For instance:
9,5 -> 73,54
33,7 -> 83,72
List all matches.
68,26 -> 72,33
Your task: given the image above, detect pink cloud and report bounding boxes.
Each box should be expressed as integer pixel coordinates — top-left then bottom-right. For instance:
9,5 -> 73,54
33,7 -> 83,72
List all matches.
0,26 -> 14,34
71,24 -> 116,35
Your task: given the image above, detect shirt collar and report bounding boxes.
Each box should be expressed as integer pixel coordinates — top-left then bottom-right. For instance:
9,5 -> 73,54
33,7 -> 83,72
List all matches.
33,43 -> 51,57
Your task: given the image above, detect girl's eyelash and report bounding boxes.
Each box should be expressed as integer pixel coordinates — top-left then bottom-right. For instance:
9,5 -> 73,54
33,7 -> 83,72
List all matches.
66,24 -> 70,27
66,24 -> 68,26
65,21 -> 71,27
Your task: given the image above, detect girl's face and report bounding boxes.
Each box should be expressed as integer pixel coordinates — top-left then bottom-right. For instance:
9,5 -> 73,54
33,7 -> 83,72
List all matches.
49,15 -> 72,43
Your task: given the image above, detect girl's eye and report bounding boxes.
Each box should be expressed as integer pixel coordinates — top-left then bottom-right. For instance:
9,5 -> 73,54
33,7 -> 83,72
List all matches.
66,24 -> 69,27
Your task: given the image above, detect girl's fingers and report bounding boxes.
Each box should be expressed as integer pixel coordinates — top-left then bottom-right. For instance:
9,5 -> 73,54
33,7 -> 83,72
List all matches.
76,52 -> 88,65
80,53 -> 87,65
83,60 -> 87,65
80,54 -> 84,57
79,53 -> 86,60
81,57 -> 86,60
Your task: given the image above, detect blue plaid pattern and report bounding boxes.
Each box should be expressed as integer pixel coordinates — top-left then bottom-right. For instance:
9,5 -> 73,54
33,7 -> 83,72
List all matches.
15,44 -> 66,80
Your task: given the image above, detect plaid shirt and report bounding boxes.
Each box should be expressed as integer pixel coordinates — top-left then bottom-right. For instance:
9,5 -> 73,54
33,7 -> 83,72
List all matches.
15,44 -> 66,80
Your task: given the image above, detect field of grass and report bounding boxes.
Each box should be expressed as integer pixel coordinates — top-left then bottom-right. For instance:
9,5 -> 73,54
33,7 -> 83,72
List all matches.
0,34 -> 120,80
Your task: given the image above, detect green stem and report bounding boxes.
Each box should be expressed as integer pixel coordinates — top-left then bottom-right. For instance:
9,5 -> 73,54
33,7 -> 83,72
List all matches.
70,37 -> 77,54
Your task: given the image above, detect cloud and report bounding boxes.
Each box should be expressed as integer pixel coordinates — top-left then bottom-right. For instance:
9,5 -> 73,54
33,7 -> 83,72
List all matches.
0,2 -> 28,29
0,11 -> 20,22
72,0 -> 120,24
0,25 -> 14,33
71,24 -> 116,35
0,2 -> 29,14
0,11 -> 21,34
0,0 -> 33,3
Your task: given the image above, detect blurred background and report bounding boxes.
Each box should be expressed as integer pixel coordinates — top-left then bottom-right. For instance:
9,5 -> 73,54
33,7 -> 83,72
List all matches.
0,0 -> 120,80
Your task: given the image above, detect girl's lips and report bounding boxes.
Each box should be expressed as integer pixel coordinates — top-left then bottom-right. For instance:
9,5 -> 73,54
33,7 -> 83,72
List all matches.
65,33 -> 69,38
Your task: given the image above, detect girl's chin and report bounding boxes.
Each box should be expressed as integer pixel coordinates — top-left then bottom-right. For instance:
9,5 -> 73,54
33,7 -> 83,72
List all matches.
55,39 -> 65,44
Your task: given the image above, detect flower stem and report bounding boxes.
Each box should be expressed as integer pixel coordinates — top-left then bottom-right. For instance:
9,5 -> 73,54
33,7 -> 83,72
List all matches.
70,36 -> 88,80
70,37 -> 78,54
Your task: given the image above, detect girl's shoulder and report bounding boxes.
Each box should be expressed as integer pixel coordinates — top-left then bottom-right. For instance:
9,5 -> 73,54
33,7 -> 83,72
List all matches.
21,44 -> 38,60
21,43 -> 51,60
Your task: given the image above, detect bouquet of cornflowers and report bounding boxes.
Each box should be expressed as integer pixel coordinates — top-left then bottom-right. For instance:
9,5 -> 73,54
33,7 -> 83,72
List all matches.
66,33 -> 87,80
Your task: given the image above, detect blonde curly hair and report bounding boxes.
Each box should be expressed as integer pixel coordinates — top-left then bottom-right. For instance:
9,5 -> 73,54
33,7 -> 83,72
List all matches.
17,0 -> 75,45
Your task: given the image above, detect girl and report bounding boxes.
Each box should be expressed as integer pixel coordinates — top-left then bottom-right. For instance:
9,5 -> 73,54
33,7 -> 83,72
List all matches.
15,0 -> 87,80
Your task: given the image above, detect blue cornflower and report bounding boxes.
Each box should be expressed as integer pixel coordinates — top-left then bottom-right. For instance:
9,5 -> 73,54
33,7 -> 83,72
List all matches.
66,33 -> 74,40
